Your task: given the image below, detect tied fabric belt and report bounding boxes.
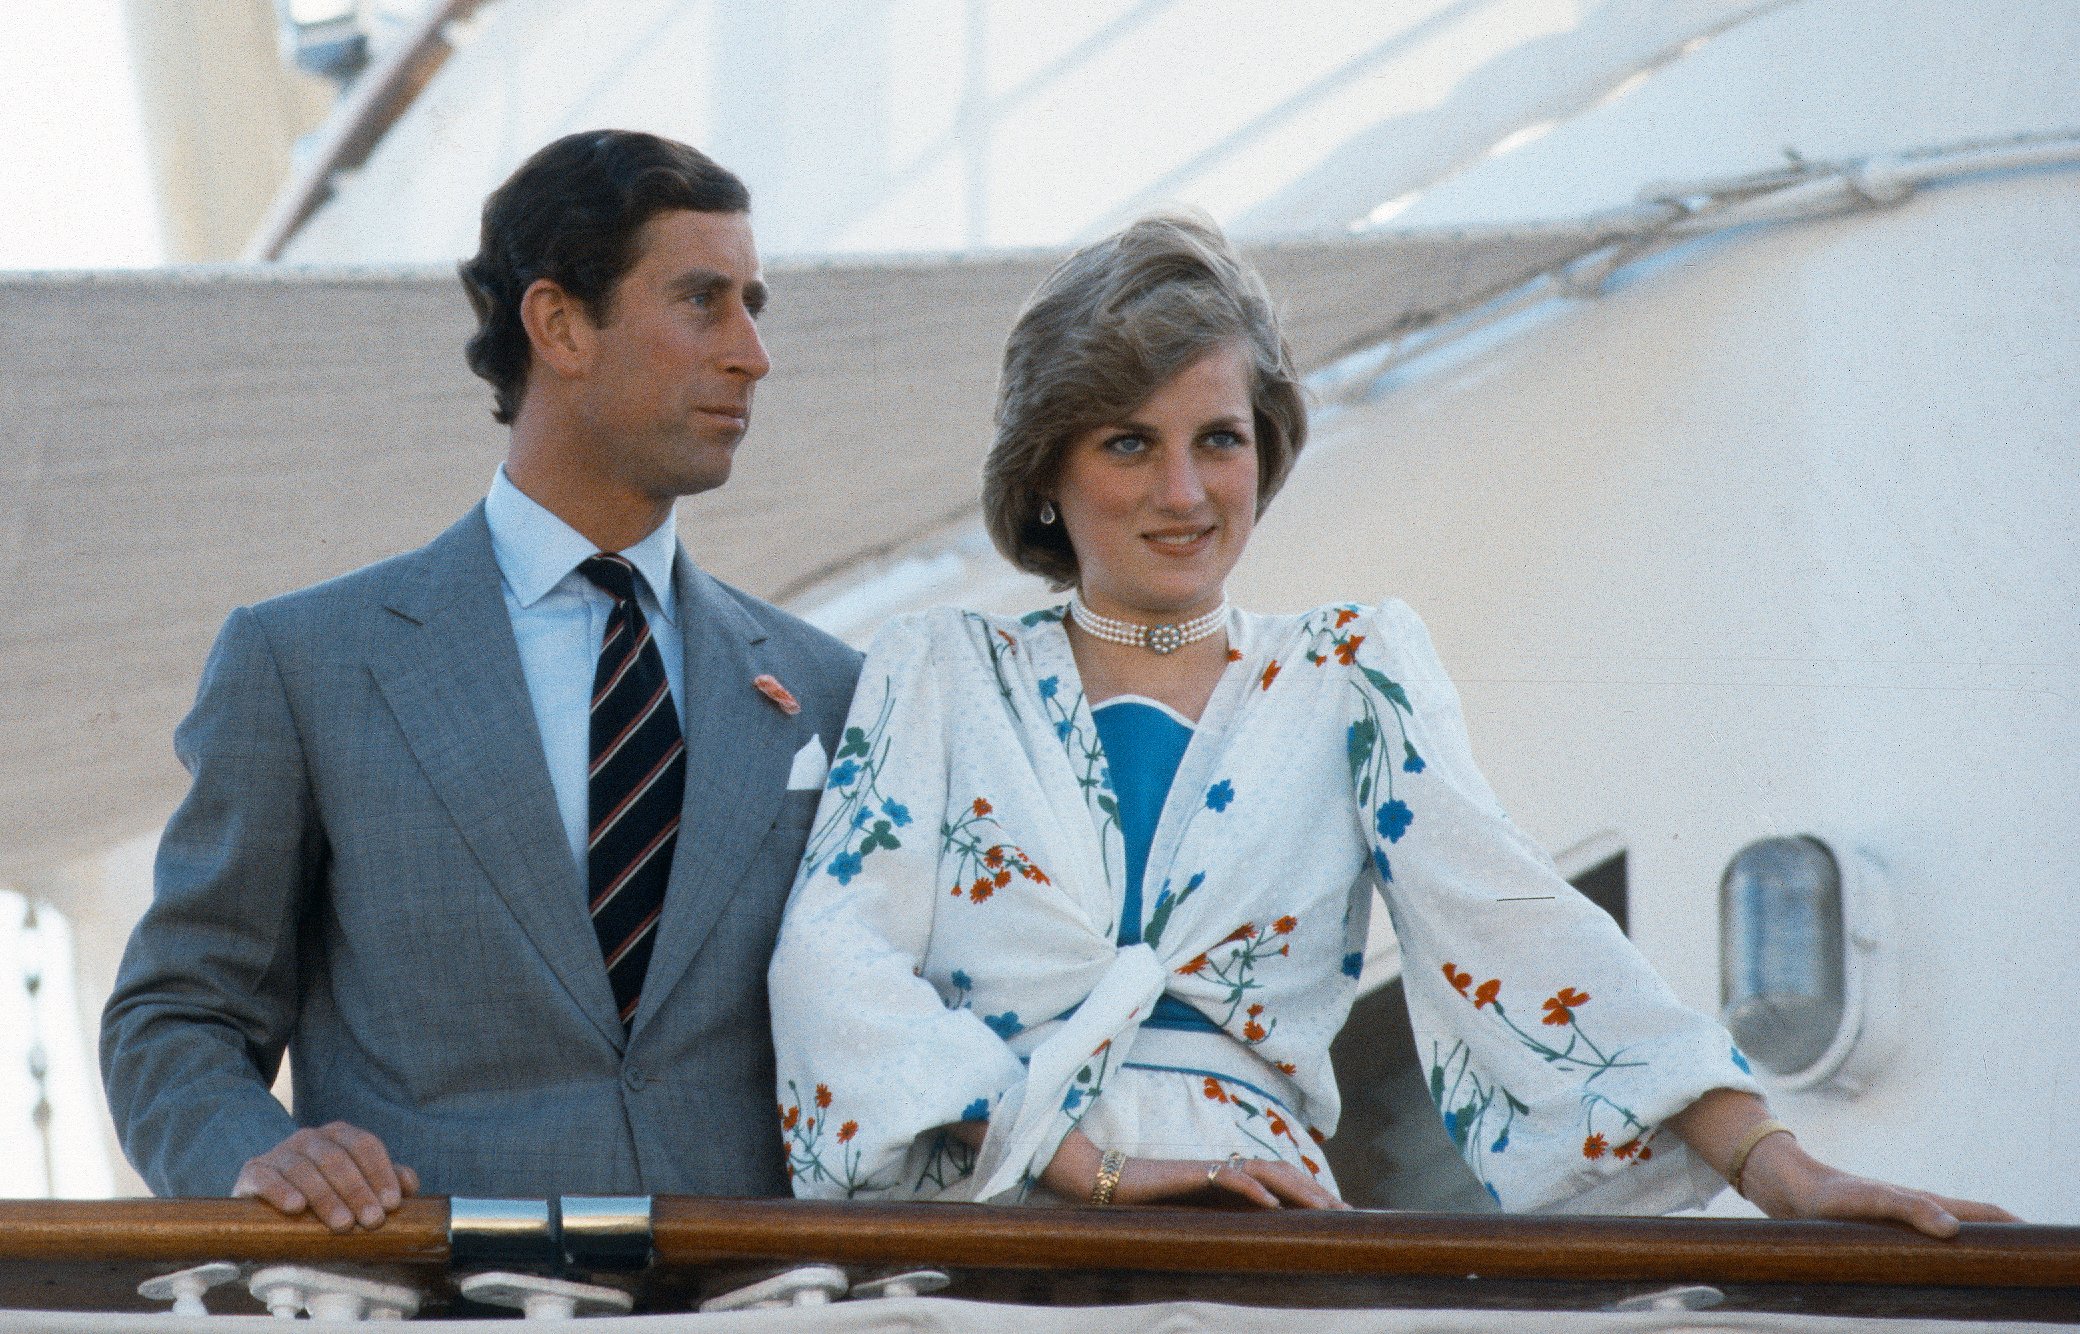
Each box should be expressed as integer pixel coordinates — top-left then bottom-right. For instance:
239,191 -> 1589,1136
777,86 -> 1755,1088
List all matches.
968,945 -> 1308,1202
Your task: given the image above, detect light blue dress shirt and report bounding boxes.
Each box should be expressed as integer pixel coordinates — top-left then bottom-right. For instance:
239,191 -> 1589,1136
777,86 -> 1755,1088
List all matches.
484,467 -> 685,877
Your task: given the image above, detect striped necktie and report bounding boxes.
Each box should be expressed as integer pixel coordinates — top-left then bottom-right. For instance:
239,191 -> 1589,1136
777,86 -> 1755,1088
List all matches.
579,554 -> 686,1028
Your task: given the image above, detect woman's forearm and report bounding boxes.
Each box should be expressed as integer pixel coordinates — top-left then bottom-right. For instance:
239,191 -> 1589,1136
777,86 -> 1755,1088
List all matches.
1667,1087 -> 1779,1186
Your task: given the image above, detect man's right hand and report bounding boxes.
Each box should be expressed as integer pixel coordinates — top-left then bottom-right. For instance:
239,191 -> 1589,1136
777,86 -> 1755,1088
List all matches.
232,1122 -> 420,1232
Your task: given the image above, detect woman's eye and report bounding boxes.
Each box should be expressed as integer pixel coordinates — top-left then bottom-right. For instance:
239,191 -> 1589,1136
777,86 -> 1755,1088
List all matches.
1204,429 -> 1248,450
1101,433 -> 1148,456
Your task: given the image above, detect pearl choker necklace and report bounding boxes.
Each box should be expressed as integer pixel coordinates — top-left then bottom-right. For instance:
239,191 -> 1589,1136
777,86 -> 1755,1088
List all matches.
1069,596 -> 1229,655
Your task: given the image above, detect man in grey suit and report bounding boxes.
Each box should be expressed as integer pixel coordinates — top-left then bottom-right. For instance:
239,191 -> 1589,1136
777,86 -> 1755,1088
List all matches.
101,131 -> 861,1231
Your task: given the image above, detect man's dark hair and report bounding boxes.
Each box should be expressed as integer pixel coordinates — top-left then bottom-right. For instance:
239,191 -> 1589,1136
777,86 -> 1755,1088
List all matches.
458,130 -> 751,424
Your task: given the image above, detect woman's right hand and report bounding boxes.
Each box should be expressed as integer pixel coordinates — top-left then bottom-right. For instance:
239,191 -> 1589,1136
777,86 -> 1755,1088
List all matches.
1039,1128 -> 1348,1209
1128,1153 -> 1349,1209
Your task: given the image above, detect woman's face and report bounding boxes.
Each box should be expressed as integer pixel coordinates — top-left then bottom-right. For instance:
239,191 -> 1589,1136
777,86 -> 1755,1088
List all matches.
1054,341 -> 1260,622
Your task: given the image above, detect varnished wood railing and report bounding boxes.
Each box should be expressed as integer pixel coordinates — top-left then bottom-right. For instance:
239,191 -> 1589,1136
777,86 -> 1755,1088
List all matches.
0,1198 -> 2074,1316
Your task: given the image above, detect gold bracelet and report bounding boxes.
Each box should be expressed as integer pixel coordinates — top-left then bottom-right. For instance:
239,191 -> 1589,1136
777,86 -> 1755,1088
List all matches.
1728,1118 -> 1795,1198
1091,1148 -> 1127,1206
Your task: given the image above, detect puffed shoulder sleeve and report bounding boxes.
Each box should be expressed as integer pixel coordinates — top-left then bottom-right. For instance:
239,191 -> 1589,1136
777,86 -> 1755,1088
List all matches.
768,611 -> 1028,1200
1344,599 -> 1761,1214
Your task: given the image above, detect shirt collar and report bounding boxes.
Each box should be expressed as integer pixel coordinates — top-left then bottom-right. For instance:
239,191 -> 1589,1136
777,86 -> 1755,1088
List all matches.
484,466 -> 680,623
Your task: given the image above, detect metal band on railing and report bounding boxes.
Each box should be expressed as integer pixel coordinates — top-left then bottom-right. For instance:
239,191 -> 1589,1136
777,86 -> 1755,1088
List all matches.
446,1197 -> 555,1269
559,1196 -> 653,1271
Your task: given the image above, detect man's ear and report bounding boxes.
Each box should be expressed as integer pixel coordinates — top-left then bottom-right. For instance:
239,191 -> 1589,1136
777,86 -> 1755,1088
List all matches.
519,277 -> 595,380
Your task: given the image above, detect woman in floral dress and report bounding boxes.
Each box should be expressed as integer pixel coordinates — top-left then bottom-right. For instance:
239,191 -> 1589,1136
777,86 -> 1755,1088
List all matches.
767,214 -> 2010,1231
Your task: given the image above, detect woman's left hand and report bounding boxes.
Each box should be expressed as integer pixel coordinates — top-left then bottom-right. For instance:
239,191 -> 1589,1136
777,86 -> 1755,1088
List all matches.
1736,1131 -> 2019,1238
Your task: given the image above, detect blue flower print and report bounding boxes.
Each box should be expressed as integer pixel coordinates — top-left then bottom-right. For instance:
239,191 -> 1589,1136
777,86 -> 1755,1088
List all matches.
1038,676 -> 1059,700
1403,742 -> 1426,774
1372,848 -> 1393,882
829,851 -> 864,884
1205,779 -> 1235,812
1491,1128 -> 1510,1153
950,970 -> 973,992
1062,1085 -> 1085,1112
984,1011 -> 1024,1039
1341,952 -> 1364,979
1376,799 -> 1413,843
827,759 -> 860,789
1731,1046 -> 1753,1074
961,1098 -> 991,1122
1054,719 -> 1074,740
850,808 -> 872,831
1485,1182 -> 1502,1205
882,798 -> 912,827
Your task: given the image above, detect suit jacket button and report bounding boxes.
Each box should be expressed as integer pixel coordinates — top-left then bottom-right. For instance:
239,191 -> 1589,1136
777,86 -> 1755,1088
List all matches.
623,1066 -> 647,1092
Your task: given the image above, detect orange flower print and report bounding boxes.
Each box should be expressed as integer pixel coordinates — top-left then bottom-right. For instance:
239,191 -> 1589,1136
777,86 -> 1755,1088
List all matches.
1333,634 -> 1366,666
815,1084 -> 832,1109
1474,978 -> 1500,1010
1259,660 -> 1281,690
1301,1155 -> 1320,1175
993,869 -> 1012,888
970,877 -> 994,903
1612,1139 -> 1639,1160
1202,1076 -> 1230,1103
1583,1133 -> 1608,1159
1267,1114 -> 1288,1136
1542,987 -> 1591,1026
1178,953 -> 1210,975
1442,963 -> 1472,996
1226,647 -> 1244,663
1277,1061 -> 1299,1076
1025,864 -> 1050,885
984,846 -> 1004,868
782,1105 -> 799,1131
837,1120 -> 858,1144
1308,1126 -> 1328,1146
1247,1003 -> 1265,1017
1638,1146 -> 1653,1161
996,629 -> 1017,653
1334,607 -> 1360,628
972,797 -> 992,817
1273,915 -> 1297,935
1223,923 -> 1257,944
1243,1018 -> 1268,1042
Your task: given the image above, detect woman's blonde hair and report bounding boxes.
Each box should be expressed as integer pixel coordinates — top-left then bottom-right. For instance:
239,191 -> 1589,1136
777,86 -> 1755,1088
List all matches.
982,212 -> 1307,588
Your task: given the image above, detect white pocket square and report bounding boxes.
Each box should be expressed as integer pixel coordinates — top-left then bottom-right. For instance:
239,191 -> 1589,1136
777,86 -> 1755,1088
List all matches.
786,735 -> 829,790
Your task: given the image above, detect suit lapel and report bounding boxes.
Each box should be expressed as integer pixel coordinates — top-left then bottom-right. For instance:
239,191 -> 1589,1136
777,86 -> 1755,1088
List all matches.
366,506 -> 625,1047
630,552 -> 794,1037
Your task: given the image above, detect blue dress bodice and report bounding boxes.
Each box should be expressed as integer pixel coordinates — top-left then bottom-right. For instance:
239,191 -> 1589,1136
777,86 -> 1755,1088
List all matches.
1091,697 -> 1219,1033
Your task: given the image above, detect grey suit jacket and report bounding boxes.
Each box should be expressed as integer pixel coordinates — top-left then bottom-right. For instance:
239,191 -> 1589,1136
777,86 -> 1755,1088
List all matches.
101,505 -> 862,1198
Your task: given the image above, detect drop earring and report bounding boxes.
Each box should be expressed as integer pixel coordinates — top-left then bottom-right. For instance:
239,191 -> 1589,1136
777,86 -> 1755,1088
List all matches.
1039,500 -> 1057,525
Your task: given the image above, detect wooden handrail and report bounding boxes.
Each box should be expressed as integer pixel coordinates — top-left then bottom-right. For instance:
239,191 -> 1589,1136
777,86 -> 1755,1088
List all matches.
0,1199 -> 447,1265
0,1197 -> 2072,1292
650,1200 -> 2079,1290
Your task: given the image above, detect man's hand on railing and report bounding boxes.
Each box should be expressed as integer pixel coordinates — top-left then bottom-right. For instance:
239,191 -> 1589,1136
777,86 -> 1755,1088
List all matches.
231,1122 -> 420,1233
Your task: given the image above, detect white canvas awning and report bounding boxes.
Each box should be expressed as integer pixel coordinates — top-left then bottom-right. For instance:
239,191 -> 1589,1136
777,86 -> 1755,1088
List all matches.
0,224 -> 1616,875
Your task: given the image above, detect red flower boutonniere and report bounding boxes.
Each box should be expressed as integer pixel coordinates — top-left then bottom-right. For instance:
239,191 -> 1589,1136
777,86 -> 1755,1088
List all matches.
753,673 -> 800,715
